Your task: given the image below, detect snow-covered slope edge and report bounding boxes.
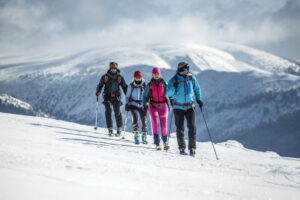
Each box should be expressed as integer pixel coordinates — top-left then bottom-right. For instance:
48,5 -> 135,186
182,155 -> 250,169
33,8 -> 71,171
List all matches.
0,93 -> 48,117
0,112 -> 299,200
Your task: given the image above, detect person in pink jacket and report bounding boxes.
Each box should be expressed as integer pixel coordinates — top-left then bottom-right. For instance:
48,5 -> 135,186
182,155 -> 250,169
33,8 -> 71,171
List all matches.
143,67 -> 169,150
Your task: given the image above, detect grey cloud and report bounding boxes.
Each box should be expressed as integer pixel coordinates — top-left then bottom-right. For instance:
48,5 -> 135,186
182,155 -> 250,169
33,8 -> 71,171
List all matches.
0,0 -> 299,59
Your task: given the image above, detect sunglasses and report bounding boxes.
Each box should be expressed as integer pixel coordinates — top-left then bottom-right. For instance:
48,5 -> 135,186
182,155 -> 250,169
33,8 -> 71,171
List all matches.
179,66 -> 189,72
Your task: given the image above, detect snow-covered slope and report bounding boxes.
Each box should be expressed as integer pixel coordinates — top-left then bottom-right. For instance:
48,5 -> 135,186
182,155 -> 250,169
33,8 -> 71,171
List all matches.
0,43 -> 299,157
0,112 -> 299,200
0,93 -> 48,117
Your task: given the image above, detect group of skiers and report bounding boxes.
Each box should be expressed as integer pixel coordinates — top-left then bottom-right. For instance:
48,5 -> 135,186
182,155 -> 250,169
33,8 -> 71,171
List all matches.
96,61 -> 203,156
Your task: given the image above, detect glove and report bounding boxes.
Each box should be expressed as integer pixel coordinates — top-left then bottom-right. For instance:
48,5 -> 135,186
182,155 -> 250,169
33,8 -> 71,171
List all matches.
143,105 -> 148,111
173,82 -> 178,88
125,104 -> 130,111
96,91 -> 101,97
197,100 -> 203,108
169,98 -> 174,106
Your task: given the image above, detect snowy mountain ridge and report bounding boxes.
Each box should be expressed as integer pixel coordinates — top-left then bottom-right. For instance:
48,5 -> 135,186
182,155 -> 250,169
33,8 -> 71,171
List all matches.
0,43 -> 299,157
0,112 -> 299,200
0,93 -> 48,117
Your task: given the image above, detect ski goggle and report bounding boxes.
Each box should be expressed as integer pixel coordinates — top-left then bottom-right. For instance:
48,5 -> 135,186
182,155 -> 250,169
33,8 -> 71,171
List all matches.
178,65 -> 189,72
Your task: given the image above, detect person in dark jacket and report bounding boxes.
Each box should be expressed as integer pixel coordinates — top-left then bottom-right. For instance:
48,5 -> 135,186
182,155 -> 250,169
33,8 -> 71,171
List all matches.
125,71 -> 148,144
166,62 -> 203,156
96,62 -> 128,136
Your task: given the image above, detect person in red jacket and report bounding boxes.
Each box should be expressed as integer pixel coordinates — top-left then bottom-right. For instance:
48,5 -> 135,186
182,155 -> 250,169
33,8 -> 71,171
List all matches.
143,67 -> 169,150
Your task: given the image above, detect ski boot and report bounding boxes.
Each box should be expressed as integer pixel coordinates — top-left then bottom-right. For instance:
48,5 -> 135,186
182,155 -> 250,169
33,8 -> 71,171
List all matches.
156,145 -> 163,151
179,148 -> 188,155
190,148 -> 196,157
108,127 -> 114,137
162,136 -> 169,151
163,142 -> 170,151
115,127 -> 122,137
133,126 -> 140,144
141,128 -> 148,144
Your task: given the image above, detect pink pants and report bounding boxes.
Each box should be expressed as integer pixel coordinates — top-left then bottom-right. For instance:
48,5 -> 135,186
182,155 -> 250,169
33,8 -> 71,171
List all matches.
149,106 -> 168,136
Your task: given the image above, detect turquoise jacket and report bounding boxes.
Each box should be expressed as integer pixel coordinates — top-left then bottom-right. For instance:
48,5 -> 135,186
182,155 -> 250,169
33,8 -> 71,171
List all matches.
166,73 -> 202,110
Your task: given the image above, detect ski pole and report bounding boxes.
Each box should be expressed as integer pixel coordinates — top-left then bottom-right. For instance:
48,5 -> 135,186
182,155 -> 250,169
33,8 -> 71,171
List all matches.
165,107 -> 173,151
200,107 -> 219,160
122,111 -> 129,139
94,96 -> 99,131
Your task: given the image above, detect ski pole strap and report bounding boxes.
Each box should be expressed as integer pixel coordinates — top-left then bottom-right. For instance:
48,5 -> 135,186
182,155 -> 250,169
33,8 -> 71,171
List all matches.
174,101 -> 194,111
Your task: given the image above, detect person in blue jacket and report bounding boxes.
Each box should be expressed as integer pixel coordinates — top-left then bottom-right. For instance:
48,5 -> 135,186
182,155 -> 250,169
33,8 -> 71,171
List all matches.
166,62 -> 203,156
125,71 -> 148,144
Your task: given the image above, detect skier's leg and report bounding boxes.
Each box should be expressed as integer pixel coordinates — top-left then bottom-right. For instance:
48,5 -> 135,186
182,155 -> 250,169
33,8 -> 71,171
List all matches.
185,108 -> 196,151
158,107 -> 169,143
174,109 -> 186,151
104,102 -> 113,129
149,106 -> 160,146
130,107 -> 140,144
149,106 -> 159,135
130,108 -> 139,129
112,100 -> 123,129
139,108 -> 148,144
139,108 -> 147,131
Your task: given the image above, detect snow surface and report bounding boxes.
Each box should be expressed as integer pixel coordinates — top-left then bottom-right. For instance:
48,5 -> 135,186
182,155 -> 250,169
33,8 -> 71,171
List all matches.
0,112 -> 299,200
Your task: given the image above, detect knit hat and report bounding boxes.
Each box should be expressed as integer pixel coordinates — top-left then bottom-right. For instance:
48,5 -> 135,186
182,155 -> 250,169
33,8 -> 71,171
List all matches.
177,62 -> 189,72
109,62 -> 118,69
134,71 -> 143,78
177,62 -> 189,69
152,67 -> 161,74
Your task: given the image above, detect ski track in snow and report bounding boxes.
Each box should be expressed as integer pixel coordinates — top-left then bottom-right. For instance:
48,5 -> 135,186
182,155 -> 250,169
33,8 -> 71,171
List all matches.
0,112 -> 300,200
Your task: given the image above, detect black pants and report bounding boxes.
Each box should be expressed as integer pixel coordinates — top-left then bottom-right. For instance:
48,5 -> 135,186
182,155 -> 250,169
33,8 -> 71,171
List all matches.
130,106 -> 147,132
103,98 -> 122,129
174,108 -> 196,150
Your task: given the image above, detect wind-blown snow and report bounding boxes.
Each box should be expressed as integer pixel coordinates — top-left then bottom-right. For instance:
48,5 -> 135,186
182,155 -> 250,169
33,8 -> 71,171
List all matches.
0,112 -> 299,200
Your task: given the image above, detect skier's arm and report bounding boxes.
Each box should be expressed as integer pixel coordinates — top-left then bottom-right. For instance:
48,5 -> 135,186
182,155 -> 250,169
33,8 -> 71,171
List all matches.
96,75 -> 105,93
125,84 -> 131,104
166,77 -> 175,98
192,76 -> 202,100
120,76 -> 128,94
142,84 -> 150,107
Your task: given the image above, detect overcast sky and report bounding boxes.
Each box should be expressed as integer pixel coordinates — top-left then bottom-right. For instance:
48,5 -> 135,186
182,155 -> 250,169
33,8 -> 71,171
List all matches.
0,0 -> 300,60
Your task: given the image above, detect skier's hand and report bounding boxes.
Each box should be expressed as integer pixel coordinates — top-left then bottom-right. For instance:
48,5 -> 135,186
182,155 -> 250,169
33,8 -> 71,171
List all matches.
143,105 -> 148,111
197,100 -> 203,108
96,91 -> 101,96
173,82 -> 178,88
169,98 -> 174,106
125,104 -> 130,111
